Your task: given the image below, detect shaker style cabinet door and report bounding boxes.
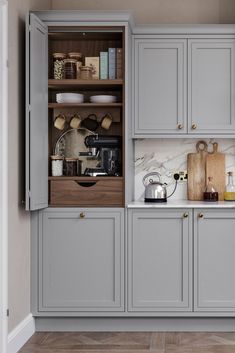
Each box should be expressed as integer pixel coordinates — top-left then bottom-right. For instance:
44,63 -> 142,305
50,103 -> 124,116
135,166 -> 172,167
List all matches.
25,13 -> 48,210
134,38 -> 187,135
188,39 -> 235,134
194,209 -> 235,311
128,209 -> 192,311
39,208 -> 124,312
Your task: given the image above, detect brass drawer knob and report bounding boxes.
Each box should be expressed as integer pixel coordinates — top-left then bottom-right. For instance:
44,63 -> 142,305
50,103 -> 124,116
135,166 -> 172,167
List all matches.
183,212 -> 189,218
177,123 -> 183,130
198,213 -> 204,218
80,212 -> 85,218
191,123 -> 197,130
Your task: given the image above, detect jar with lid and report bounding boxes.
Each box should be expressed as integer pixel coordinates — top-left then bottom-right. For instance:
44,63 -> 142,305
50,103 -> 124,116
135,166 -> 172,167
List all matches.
65,158 -> 79,176
224,172 -> 235,201
68,52 -> 83,79
53,53 -> 66,79
51,155 -> 64,176
80,66 -> 92,80
64,59 -> 77,79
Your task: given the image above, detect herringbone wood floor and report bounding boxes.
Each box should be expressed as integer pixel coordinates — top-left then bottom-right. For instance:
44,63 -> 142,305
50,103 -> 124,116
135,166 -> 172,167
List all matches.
19,332 -> 235,353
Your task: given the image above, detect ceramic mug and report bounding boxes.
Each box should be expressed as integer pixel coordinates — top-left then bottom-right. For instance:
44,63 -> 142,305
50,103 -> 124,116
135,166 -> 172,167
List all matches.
54,114 -> 66,130
101,113 -> 113,130
70,114 -> 82,129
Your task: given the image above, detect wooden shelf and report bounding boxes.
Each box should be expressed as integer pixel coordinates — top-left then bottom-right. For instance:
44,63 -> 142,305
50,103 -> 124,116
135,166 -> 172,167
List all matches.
48,79 -> 124,89
48,176 -> 123,181
48,103 -> 122,108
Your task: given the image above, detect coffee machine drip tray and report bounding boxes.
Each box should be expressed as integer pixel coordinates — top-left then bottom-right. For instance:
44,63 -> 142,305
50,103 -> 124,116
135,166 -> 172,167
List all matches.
84,168 -> 108,177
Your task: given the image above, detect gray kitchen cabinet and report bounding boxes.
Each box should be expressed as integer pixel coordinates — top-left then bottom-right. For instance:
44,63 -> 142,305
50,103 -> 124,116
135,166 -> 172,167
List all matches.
194,209 -> 235,311
188,39 -> 235,134
128,209 -> 192,311
38,208 -> 124,312
134,38 -> 187,135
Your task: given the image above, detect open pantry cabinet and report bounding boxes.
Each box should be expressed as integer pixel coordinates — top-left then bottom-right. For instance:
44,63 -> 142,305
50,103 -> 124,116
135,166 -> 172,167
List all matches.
26,12 -> 133,210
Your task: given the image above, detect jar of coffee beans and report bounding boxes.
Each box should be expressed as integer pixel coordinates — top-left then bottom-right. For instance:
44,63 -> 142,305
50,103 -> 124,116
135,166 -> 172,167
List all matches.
65,157 -> 79,176
53,53 -> 66,79
64,59 -> 77,79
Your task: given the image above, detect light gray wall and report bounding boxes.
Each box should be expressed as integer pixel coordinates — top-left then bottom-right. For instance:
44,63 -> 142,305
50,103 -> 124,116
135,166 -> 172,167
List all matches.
51,0 -> 235,23
8,0 -> 51,333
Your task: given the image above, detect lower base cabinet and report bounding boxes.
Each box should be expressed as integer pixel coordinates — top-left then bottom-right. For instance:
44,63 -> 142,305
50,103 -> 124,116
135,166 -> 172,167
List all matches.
128,209 -> 192,311
194,209 -> 235,312
37,208 -> 124,312
32,207 -> 235,316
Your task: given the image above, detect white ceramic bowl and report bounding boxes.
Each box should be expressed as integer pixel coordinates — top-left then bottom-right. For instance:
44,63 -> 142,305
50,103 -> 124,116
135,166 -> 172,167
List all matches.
90,95 -> 117,104
56,93 -> 84,104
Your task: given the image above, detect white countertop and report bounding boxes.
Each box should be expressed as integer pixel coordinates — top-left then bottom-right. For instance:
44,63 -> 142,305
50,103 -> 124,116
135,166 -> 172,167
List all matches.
127,200 -> 235,209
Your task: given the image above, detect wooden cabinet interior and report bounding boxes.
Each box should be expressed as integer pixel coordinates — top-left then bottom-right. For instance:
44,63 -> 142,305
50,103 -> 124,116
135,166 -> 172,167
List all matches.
48,27 -> 125,207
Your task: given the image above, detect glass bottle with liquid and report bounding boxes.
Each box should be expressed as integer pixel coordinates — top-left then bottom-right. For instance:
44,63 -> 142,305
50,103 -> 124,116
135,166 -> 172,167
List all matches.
203,176 -> 218,202
224,172 -> 235,201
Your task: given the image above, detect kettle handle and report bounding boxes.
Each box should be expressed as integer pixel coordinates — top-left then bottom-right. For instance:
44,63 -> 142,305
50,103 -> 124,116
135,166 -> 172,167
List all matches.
142,172 -> 161,186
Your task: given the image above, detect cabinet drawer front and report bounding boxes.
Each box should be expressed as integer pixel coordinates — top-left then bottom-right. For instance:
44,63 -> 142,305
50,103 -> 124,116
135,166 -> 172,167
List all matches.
50,179 -> 123,207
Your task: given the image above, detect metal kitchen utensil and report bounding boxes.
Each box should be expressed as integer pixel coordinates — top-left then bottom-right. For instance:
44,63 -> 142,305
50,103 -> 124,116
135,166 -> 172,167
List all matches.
143,172 -> 167,202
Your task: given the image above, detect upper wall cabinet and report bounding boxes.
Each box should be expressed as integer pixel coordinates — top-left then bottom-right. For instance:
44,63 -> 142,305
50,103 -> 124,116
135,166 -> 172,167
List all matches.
134,39 -> 187,135
133,36 -> 235,137
188,39 -> 235,134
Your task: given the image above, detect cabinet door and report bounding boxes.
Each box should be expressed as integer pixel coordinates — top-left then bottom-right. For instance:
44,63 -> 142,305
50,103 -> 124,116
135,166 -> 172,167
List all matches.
188,39 -> 235,134
39,209 -> 124,312
134,38 -> 187,135
128,209 -> 192,311
25,14 -> 48,210
194,209 -> 235,311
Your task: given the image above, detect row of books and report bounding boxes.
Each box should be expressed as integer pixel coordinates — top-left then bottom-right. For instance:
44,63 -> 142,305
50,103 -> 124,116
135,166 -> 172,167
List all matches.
85,48 -> 123,80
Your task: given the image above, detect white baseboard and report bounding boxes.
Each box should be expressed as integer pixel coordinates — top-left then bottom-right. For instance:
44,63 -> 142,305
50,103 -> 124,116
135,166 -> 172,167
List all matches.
8,314 -> 35,353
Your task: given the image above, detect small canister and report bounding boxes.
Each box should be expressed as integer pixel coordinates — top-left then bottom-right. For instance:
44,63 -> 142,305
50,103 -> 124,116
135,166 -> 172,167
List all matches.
80,66 -> 92,80
53,53 -> 66,79
64,59 -> 77,79
65,157 -> 79,176
68,52 -> 83,79
51,155 -> 64,176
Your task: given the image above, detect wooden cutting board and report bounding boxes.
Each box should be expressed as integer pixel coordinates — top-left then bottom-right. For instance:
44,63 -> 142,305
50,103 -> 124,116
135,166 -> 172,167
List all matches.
206,142 -> 225,201
187,141 -> 208,201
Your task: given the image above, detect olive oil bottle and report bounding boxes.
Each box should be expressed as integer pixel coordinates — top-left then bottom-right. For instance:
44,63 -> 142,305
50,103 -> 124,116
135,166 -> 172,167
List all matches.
224,172 -> 235,201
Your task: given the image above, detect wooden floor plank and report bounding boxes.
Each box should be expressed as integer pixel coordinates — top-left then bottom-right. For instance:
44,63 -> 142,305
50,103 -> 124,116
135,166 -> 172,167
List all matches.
18,332 -> 235,353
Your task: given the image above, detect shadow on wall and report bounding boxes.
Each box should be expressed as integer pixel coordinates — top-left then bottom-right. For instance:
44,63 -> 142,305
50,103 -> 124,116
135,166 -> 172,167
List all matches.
18,16 -> 26,210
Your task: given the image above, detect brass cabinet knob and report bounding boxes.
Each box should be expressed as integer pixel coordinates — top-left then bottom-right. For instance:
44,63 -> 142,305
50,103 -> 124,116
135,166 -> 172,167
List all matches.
177,123 -> 183,130
198,213 -> 204,218
80,212 -> 85,218
183,212 -> 189,218
191,123 -> 197,130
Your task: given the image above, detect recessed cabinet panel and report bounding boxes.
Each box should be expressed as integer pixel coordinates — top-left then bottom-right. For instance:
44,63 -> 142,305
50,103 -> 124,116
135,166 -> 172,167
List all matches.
134,39 -> 187,134
128,209 -> 192,311
188,40 -> 235,134
39,209 -> 124,312
194,209 -> 235,311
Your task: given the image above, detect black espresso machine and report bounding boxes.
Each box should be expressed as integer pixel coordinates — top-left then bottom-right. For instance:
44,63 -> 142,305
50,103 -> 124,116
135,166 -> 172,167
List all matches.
79,135 -> 122,177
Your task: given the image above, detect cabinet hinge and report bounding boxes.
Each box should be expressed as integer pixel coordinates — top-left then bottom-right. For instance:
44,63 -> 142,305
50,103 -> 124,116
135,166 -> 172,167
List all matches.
27,190 -> 31,199
6,309 -> 9,317
29,25 -> 32,32
28,105 -> 31,112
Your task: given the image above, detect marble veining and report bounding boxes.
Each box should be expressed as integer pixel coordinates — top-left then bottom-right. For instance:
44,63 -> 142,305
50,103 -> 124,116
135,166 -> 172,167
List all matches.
135,139 -> 235,201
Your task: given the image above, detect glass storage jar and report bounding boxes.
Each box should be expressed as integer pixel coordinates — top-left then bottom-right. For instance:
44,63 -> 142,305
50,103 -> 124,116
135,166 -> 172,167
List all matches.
64,59 -> 77,79
51,155 -> 64,176
65,157 -> 79,176
53,53 -> 66,79
80,66 -> 92,80
68,52 -> 83,79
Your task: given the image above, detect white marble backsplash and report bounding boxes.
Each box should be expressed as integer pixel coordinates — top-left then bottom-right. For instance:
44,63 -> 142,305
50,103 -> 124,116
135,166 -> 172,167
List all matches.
135,139 -> 235,201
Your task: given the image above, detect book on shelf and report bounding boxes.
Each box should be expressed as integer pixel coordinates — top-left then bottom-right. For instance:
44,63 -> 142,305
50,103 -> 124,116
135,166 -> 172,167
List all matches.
100,52 -> 108,79
85,57 -> 100,79
108,48 -> 116,79
116,48 -> 123,79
